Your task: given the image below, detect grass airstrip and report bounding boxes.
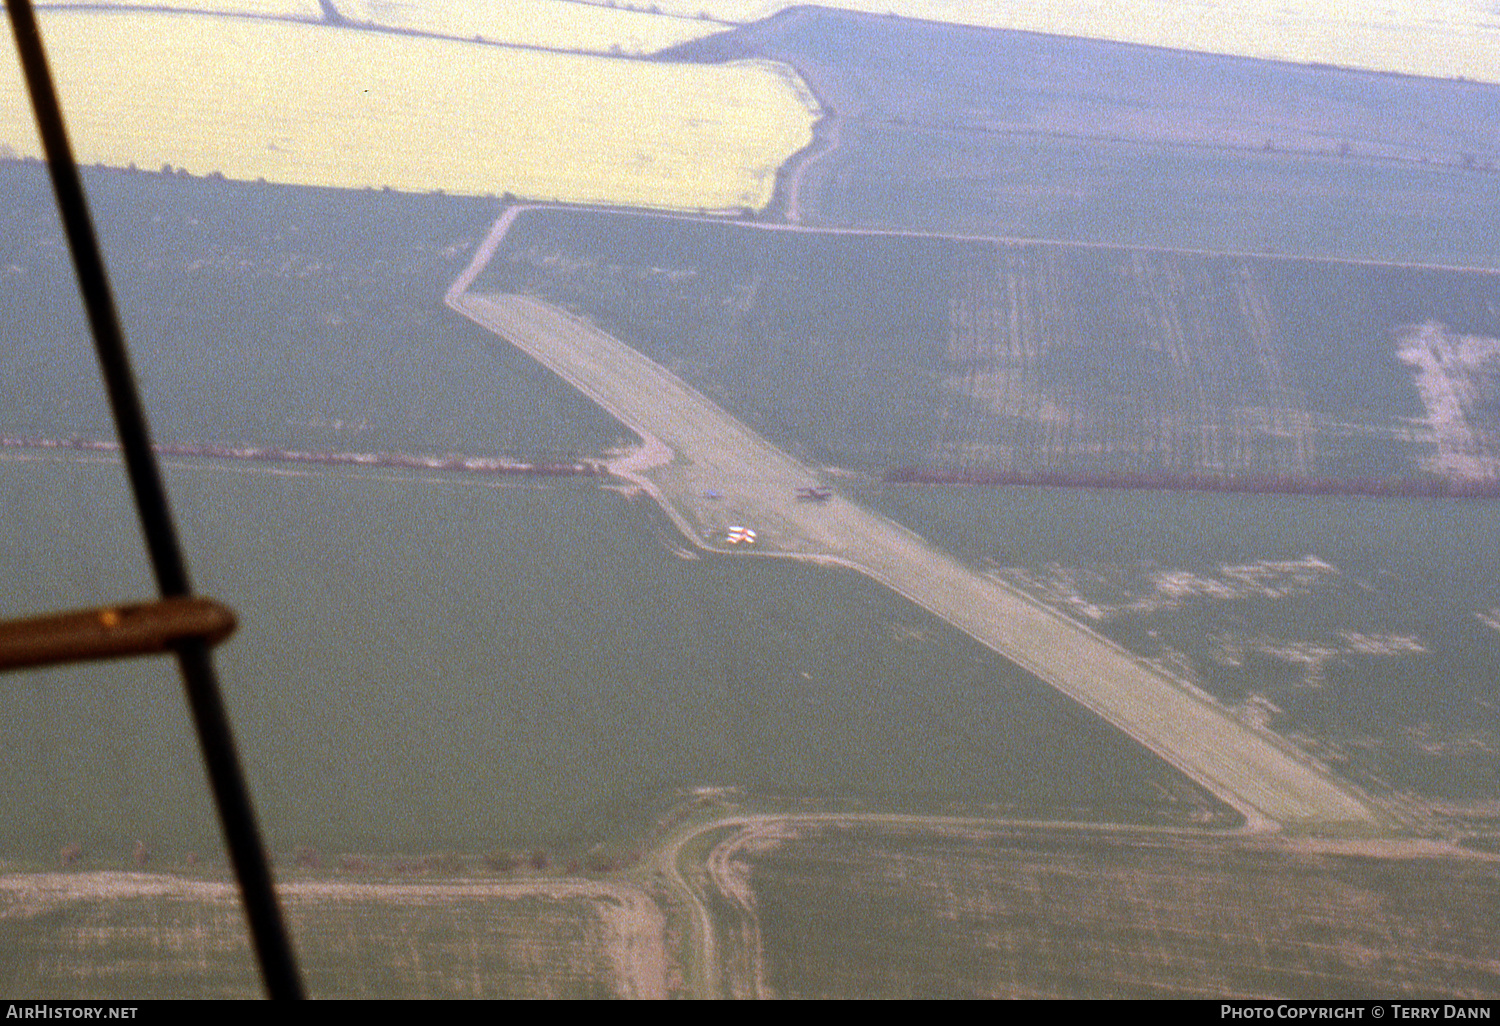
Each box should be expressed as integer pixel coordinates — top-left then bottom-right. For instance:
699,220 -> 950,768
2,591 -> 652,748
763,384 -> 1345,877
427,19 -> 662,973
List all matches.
0,10 -> 816,209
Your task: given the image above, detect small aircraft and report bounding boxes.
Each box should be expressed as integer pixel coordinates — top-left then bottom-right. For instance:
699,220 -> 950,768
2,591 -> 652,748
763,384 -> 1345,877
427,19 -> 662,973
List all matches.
796,485 -> 832,502
725,524 -> 757,545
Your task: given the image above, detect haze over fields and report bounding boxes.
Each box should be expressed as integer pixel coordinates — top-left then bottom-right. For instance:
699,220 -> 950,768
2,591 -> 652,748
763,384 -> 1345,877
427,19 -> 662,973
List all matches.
3,0 -> 1500,1000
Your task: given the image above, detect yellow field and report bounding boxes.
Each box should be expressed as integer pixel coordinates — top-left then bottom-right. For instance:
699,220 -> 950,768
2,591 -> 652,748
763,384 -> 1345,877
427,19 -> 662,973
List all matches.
44,0 -> 320,15
336,0 -> 726,55
0,12 -> 816,209
638,0 -> 1500,83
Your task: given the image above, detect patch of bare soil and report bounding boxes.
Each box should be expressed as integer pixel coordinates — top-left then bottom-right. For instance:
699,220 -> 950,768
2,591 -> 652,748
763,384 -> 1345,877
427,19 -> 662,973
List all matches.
1398,321 -> 1500,481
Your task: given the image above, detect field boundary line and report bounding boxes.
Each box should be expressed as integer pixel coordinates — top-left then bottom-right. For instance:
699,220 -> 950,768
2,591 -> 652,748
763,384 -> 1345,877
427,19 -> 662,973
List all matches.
479,201 -> 1500,275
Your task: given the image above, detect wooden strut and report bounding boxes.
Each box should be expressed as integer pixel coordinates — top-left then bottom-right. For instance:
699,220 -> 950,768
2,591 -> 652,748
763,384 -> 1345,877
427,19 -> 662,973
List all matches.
0,598 -> 237,672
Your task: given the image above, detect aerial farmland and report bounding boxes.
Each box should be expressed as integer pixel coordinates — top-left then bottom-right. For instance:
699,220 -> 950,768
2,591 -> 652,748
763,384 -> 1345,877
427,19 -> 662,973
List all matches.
3,0 -> 1500,1001
0,8 -> 816,208
334,0 -> 731,54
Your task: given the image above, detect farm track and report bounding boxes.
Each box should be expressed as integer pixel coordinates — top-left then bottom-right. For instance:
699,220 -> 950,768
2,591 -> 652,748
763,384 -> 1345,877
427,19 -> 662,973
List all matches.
647,807 -> 1235,999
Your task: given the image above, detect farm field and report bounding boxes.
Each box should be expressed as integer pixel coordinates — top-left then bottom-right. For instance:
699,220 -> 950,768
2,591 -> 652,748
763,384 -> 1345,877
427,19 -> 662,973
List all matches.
788,122 -> 1500,267
633,0 -> 1500,82
873,485 -> 1500,825
714,820 -> 1500,998
0,456 -> 1197,860
0,870 -> 659,998
0,11 -> 816,208
334,0 -> 727,54
0,165 -> 622,458
669,7 -> 1500,166
43,0 -> 319,15
3,165 -> 1200,859
9,7 -> 1500,998
473,205 -> 1500,824
479,206 -> 1500,486
0,169 -> 1202,856
669,8 -> 1500,264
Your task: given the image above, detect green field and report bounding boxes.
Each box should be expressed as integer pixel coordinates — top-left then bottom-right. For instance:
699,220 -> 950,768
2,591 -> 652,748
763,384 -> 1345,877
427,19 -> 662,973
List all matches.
872,485 -> 1500,816
477,207 -> 1500,484
453,287 -> 1379,831
671,7 -> 1500,165
665,8 -> 1500,265
0,165 -> 621,458
7,13 -> 1500,995
727,822 -> 1500,998
0,456 -> 1203,860
795,123 -> 1500,267
0,163 -> 1220,851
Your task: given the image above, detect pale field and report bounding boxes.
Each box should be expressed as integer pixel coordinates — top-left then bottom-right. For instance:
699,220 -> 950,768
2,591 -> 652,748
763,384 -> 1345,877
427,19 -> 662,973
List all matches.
42,0 -> 320,15
337,0 -> 726,54
641,0 -> 1500,83
0,871 -> 666,999
0,12 -> 816,208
